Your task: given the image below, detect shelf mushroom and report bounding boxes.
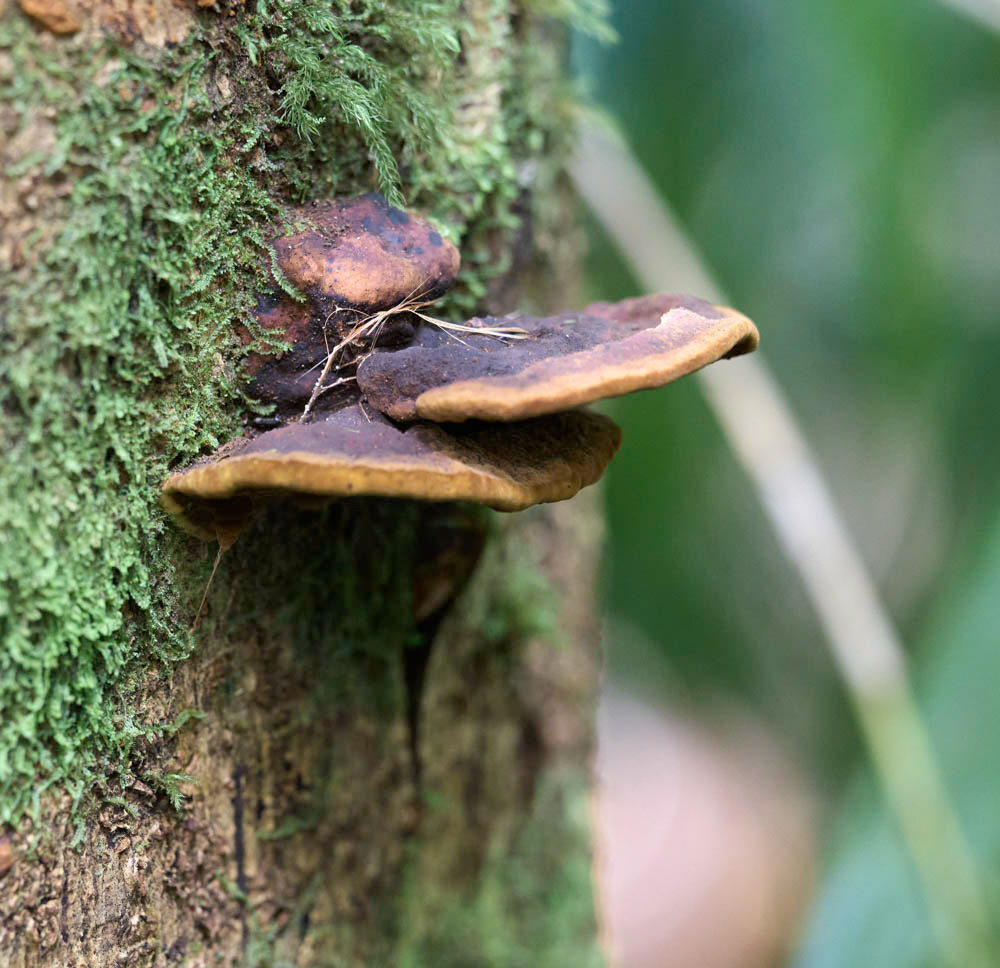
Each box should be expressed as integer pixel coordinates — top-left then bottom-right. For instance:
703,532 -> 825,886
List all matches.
162,194 -> 759,545
246,193 -> 460,414
356,293 -> 757,422
162,405 -> 621,542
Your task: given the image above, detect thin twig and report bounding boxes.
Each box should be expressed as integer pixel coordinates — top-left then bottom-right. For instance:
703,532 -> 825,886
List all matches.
572,125 -> 991,962
191,545 -> 225,633
300,289 -> 528,419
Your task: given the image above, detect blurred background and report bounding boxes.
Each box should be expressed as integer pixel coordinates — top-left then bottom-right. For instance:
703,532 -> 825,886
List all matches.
571,1 -> 1000,965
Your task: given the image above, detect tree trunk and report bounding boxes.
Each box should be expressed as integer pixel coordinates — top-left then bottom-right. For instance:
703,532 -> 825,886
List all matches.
0,2 -> 606,965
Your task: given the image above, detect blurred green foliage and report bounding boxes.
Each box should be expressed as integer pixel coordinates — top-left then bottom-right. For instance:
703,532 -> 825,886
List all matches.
796,508 -> 1000,966
575,0 -> 1000,962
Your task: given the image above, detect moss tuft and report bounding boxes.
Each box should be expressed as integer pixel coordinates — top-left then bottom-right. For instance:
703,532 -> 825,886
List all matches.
232,0 -> 462,206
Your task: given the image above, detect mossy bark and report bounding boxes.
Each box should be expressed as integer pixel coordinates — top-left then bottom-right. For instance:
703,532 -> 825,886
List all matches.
0,1 -> 606,965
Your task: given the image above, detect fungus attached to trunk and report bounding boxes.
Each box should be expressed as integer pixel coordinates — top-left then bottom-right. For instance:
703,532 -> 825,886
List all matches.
161,195 -> 761,548
246,194 -> 460,414
356,293 -> 758,423
162,404 -> 621,542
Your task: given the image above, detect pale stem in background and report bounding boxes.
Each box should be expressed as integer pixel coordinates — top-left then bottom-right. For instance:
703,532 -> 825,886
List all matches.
938,0 -> 1000,32
572,126 -> 990,962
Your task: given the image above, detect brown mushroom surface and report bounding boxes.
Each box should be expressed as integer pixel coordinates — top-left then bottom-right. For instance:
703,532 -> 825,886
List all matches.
356,293 -> 759,422
247,194 -> 460,414
162,404 -> 621,542
272,194 -> 459,310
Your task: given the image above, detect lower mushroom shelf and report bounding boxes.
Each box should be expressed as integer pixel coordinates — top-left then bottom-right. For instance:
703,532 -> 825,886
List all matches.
161,404 -> 622,542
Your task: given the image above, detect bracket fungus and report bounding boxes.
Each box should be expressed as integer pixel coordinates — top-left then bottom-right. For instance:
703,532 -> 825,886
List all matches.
356,293 -> 758,422
246,194 -> 460,415
163,405 -> 621,541
161,194 -> 759,546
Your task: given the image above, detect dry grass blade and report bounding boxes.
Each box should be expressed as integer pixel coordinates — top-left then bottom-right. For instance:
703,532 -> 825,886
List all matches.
571,124 -> 991,962
408,308 -> 529,342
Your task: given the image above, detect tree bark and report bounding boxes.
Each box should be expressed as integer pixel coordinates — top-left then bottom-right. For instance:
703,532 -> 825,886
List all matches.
0,2 -> 606,965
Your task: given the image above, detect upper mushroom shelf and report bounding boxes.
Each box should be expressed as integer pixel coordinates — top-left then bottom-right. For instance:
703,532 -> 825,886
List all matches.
356,293 -> 757,423
162,194 -> 759,544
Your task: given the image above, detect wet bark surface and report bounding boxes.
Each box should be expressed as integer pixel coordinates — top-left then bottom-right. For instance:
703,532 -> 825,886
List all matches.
0,496 -> 605,966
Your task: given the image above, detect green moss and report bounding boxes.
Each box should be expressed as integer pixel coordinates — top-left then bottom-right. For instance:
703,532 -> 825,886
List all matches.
211,498 -> 422,711
0,23 -> 265,824
218,869 -> 325,968
396,770 -> 604,967
477,522 -> 561,647
233,0 -> 462,206
0,0 -> 607,828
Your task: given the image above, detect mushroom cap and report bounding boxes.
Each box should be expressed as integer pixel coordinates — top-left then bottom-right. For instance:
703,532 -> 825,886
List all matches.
273,194 -> 460,310
162,405 -> 621,541
356,293 -> 759,422
246,194 -> 460,413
